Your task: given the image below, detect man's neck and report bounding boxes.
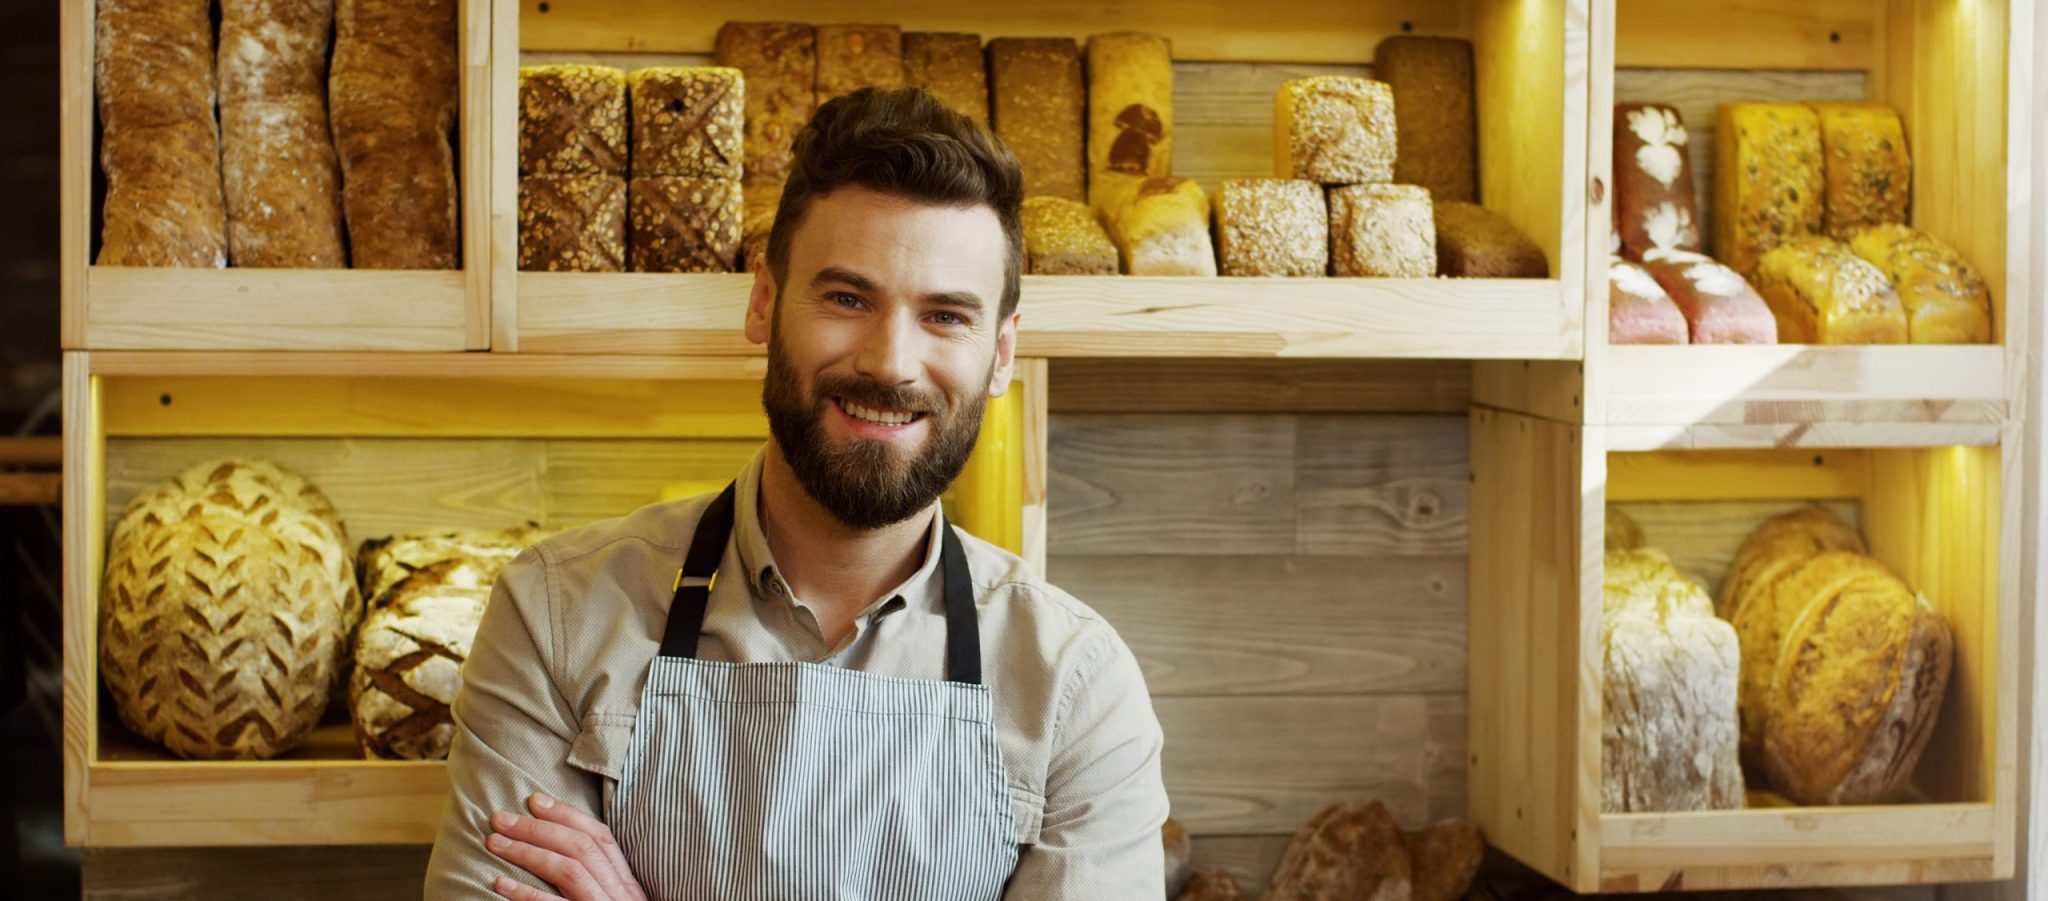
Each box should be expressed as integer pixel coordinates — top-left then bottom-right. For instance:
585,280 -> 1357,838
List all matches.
757,442 -> 935,617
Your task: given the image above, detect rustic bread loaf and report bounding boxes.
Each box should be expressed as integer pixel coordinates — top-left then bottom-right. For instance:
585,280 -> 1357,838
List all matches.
1163,818 -> 1194,896
1274,76 -> 1397,185
1609,260 -> 1689,344
355,526 -> 544,611
1408,819 -> 1485,901
330,0 -> 460,269
1086,33 -> 1174,210
1642,248 -> 1777,344
988,38 -> 1086,202
1602,548 -> 1744,812
519,174 -> 626,272
627,67 -> 744,179
1434,201 -> 1547,277
1614,103 -> 1701,261
902,33 -> 988,128
1734,548 -> 1895,770
1720,505 -> 1866,617
1715,103 -> 1823,277
350,582 -> 492,760
1021,196 -> 1117,275
1178,869 -> 1247,901
1848,225 -> 1994,344
1259,799 -> 1411,901
1812,103 -> 1910,241
1375,36 -> 1476,202
1213,179 -> 1328,277
217,0 -> 346,268
1606,506 -> 1646,552
94,0 -> 228,267
1103,177 -> 1216,276
1754,236 -> 1907,344
1331,183 -> 1436,278
714,22 -> 815,199
519,65 -> 628,176
629,176 -> 743,273
814,25 -> 903,106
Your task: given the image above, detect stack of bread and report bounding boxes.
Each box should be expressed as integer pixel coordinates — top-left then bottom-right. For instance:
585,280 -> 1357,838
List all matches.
1722,506 -> 1953,804
626,67 -> 745,272
1274,75 -> 1431,278
1600,509 -> 1744,812
518,66 -> 629,271
99,459 -> 359,760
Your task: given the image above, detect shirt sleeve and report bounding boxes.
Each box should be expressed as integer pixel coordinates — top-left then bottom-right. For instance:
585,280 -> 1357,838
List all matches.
1003,626 -> 1171,900
424,547 -> 604,899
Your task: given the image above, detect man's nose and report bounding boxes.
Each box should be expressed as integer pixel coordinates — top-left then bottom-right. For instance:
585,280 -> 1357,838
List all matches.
852,307 -> 921,387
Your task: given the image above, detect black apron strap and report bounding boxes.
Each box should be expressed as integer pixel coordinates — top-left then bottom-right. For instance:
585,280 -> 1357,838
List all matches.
938,520 -> 982,686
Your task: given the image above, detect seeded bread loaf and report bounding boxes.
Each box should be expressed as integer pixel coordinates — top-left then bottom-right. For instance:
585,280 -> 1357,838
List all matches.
714,22 -> 815,199
1848,225 -> 1993,344
1274,76 -> 1397,185
330,0 -> 460,269
1375,36 -> 1476,202
1642,249 -> 1777,344
988,38 -> 1086,202
519,65 -> 628,176
814,25 -> 903,106
1020,196 -> 1116,275
518,174 -> 626,272
1086,33 -> 1173,211
1734,550 -> 1896,773
1754,236 -> 1907,344
902,33 -> 988,128
628,67 -> 743,180
217,0 -> 346,268
1715,103 -> 1823,277
1331,183 -> 1436,278
1614,103 -> 1702,261
629,176 -> 742,273
1259,800 -> 1411,901
1813,103 -> 1910,241
1212,179 -> 1327,277
95,0 -> 228,267
1434,201 -> 1547,277
1103,177 -> 1216,277
1602,548 -> 1744,812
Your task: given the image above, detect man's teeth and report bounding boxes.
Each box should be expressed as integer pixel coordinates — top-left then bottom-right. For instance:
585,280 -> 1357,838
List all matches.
842,399 -> 918,426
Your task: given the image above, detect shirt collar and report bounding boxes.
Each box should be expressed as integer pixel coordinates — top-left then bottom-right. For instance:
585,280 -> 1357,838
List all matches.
731,445 -> 949,619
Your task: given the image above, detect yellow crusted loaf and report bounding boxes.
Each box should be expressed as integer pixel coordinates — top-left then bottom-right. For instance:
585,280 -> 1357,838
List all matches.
1848,224 -> 1993,344
1754,236 -> 1906,344
1715,103 -> 1823,277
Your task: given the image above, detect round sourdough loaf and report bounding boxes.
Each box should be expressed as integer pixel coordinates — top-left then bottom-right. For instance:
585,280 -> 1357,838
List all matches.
1261,799 -> 1410,901
1733,550 -> 1895,770
349,582 -> 492,760
1719,505 -> 1865,618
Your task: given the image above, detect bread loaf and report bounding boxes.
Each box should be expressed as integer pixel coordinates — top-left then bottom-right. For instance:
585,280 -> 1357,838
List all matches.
1609,260 -> 1689,344
331,0 -> 460,269
100,459 -> 355,760
1434,202 -> 1547,277
1606,506 -> 1646,552
1602,548 -> 1744,813
1103,177 -> 1216,276
518,65 -> 628,176
519,174 -> 626,271
814,25 -> 903,106
1754,236 -> 1907,344
988,38 -> 1086,202
1848,225 -> 1994,344
350,583 -> 491,760
1178,869 -> 1247,901
1163,818 -> 1194,895
902,33 -> 988,128
1642,249 -> 1777,344
217,0 -> 346,268
1408,819 -> 1485,901
1274,77 -> 1397,185
628,67 -> 744,179
629,176 -> 743,273
1715,103 -> 1823,277
356,526 -> 545,611
1086,33 -> 1173,211
1259,800 -> 1411,901
1727,521 -> 1873,769
1331,183 -> 1436,278
94,0 -> 228,267
714,22 -> 815,199
1212,179 -> 1327,277
1021,196 -> 1116,275
1720,505 -> 1866,618
1813,103 -> 1910,241
1614,103 -> 1701,261
1375,37 -> 1476,202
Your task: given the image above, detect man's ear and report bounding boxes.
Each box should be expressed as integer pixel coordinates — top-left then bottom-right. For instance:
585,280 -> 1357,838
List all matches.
987,311 -> 1022,398
744,263 -> 776,346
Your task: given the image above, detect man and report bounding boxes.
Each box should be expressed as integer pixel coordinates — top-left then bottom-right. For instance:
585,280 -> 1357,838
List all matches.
424,86 -> 1169,899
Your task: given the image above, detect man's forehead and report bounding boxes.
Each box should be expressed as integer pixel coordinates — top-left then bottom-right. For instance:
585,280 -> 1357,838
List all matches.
789,187 -> 1006,294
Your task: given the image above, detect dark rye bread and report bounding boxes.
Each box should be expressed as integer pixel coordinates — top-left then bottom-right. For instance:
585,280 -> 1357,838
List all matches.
988,38 -> 1086,202
714,22 -> 815,197
1434,201 -> 1547,278
1374,36 -> 1476,202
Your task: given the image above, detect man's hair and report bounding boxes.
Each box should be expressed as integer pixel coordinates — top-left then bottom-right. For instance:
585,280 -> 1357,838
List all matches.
765,86 -> 1026,320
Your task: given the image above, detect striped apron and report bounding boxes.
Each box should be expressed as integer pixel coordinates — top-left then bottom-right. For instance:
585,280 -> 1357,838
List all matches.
608,483 -> 1020,900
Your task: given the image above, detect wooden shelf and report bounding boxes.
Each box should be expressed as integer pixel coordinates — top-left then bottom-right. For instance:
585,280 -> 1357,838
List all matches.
514,272 -> 1576,359
1597,804 -> 1999,890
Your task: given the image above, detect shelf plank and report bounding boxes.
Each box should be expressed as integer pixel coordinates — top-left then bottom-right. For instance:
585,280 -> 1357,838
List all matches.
1598,804 -> 1998,890
83,268 -> 471,352
1614,0 -> 1875,71
82,760 -> 448,847
1604,345 -> 2007,431
517,273 -> 1574,359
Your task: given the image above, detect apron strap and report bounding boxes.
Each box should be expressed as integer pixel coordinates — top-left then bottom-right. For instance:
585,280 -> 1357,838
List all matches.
657,480 -> 985,685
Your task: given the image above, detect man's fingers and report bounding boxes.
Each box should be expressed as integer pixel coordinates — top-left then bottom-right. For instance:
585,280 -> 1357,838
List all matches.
527,795 -> 644,901
487,831 -> 607,901
490,874 -> 567,901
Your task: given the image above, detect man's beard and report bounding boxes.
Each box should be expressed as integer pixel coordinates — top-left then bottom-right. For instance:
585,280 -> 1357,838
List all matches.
762,329 -> 991,531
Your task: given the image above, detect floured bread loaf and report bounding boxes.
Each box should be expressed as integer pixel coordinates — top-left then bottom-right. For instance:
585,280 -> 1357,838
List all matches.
1848,225 -> 1994,345
1755,236 -> 1907,344
1103,177 -> 1216,276
95,0 -> 228,267
350,582 -> 492,760
1614,103 -> 1701,262
1602,548 -> 1744,812
1178,869 -> 1246,901
1259,800 -> 1410,901
217,0 -> 346,268
355,526 -> 545,611
1609,260 -> 1688,344
1642,249 -> 1777,344
100,459 -> 355,760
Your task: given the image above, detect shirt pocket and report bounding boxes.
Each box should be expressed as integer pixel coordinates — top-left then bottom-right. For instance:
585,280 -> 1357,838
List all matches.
565,712 -> 636,823
1008,782 -> 1045,846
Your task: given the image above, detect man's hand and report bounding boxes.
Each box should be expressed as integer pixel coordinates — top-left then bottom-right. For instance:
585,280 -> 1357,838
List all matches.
485,793 -> 649,901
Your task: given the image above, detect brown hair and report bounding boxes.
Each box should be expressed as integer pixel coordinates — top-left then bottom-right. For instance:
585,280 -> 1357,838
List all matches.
765,86 -> 1026,319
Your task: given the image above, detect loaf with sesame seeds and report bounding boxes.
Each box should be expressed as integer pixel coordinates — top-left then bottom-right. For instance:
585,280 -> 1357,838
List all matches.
903,33 -> 988,129
1330,183 -> 1435,278
989,38 -> 1086,202
1813,103 -> 1910,241
1212,179 -> 1327,277
518,65 -> 627,176
1274,76 -> 1397,185
1020,197 -> 1116,275
1375,36 -> 1476,202
1848,224 -> 1992,344
627,67 -> 744,180
1754,236 -> 1907,344
629,176 -> 742,273
1715,103 -> 1824,277
714,22 -> 815,198
519,174 -> 626,272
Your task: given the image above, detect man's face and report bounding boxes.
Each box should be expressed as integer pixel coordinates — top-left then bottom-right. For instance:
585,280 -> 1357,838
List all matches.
746,185 -> 1019,531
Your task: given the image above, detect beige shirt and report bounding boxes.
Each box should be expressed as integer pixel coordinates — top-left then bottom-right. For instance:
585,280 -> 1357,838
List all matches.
425,449 -> 1168,899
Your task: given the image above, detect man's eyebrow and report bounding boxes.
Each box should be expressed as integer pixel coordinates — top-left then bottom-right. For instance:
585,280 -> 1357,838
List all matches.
811,266 -> 986,314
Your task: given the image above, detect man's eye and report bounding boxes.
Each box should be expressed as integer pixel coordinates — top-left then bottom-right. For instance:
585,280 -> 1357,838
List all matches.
931,311 -> 965,326
829,293 -> 863,308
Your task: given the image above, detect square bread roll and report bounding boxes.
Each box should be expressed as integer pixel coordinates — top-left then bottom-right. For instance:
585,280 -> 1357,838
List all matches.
628,67 -> 744,180
1330,183 -> 1435,277
519,65 -> 628,176
1274,76 -> 1397,185
628,176 -> 743,273
1021,196 -> 1117,275
1212,179 -> 1327,277
519,174 -> 626,272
